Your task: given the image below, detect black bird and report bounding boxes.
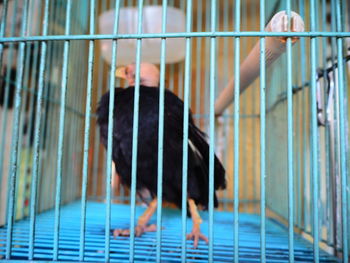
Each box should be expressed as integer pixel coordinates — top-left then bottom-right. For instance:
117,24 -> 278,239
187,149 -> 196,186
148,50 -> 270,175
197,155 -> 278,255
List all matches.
97,63 -> 226,248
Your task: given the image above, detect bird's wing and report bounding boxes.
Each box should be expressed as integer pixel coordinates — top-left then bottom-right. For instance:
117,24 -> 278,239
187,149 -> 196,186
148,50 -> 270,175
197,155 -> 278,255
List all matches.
96,87 -> 125,147
113,87 -> 160,191
163,89 -> 226,190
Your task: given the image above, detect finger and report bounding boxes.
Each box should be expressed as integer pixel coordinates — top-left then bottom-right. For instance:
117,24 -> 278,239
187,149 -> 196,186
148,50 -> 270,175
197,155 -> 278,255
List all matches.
113,229 -> 121,238
121,229 -> 130,236
193,235 -> 199,249
144,224 -> 157,232
200,234 -> 209,244
135,227 -> 141,237
136,230 -> 142,237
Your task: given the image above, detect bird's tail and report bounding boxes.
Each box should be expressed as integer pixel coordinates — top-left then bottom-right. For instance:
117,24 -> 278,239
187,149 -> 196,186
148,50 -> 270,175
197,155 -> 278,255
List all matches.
188,123 -> 226,208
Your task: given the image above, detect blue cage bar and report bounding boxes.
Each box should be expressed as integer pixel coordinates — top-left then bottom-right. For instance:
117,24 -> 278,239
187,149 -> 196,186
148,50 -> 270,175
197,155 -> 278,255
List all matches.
0,0 -> 349,262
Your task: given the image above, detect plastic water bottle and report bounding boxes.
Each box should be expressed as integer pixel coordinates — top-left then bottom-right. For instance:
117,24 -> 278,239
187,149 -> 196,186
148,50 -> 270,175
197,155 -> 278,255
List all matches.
99,6 -> 186,66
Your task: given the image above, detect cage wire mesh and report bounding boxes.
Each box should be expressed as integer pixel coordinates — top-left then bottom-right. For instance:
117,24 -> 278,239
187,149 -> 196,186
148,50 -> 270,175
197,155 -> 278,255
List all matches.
0,0 -> 349,262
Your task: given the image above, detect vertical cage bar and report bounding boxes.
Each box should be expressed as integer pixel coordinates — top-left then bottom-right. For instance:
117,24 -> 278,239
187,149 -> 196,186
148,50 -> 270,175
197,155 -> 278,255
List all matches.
335,0 -> 349,260
204,0 -> 210,130
294,83 -> 302,232
41,23 -> 53,210
1,0 -> 19,201
259,0 -> 266,261
43,1 -> 58,211
79,0 -> 95,260
129,0 -> 144,260
5,0 -> 29,258
0,0 -> 8,39
329,0 -> 340,251
67,38 -> 77,191
156,0 -> 168,261
286,2 -> 295,262
2,58 -> 18,221
27,0 -> 49,259
53,0 -> 72,260
221,0 -> 229,212
297,0 -> 308,233
36,37 -> 51,212
321,0 -> 332,245
208,0 -> 217,261
168,0 -> 175,95
104,0 -> 121,261
314,0 -> 323,248
194,0 -> 202,126
240,0 -> 248,213
22,41 -> 38,208
177,0 -> 185,100
40,33 -> 57,211
16,0 -> 41,218
0,0 -> 13,187
250,0 -> 258,215
310,0 -> 320,261
93,0 -> 108,200
16,45 -> 31,220
233,0 -> 241,261
295,94 -> 302,231
181,0 -> 193,261
291,0 -> 299,232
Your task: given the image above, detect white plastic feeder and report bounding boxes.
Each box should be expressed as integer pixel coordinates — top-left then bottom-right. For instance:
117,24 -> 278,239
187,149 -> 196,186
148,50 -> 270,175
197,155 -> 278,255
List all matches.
99,6 -> 186,66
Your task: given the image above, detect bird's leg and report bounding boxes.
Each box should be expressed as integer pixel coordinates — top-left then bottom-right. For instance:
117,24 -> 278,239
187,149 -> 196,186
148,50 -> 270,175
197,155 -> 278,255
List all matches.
113,198 -> 157,237
186,199 -> 209,248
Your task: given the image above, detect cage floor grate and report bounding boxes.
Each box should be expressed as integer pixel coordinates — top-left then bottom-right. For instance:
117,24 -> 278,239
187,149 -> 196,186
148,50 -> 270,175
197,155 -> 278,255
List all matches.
0,201 -> 339,262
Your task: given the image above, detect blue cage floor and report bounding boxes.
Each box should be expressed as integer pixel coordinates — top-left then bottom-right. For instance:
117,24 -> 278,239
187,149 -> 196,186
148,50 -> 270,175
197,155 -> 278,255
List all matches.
0,201 -> 339,262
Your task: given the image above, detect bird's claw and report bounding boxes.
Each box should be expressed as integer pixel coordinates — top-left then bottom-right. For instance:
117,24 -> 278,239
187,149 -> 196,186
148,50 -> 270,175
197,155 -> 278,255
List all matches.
186,229 -> 209,249
113,224 -> 157,238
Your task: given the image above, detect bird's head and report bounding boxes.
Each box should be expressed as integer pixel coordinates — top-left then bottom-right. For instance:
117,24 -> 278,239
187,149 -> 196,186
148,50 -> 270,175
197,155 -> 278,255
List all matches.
115,62 -> 160,87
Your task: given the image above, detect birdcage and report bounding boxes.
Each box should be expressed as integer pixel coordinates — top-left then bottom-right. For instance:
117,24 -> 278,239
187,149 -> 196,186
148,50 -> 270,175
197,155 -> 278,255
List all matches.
0,0 -> 349,262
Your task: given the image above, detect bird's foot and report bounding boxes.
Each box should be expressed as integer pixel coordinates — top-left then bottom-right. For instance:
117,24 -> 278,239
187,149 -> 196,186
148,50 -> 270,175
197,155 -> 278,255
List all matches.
113,224 -> 157,238
186,228 -> 209,249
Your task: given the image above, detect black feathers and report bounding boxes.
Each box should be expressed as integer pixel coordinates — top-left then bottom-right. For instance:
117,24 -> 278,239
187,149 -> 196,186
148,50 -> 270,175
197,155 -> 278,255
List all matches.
97,86 -> 226,209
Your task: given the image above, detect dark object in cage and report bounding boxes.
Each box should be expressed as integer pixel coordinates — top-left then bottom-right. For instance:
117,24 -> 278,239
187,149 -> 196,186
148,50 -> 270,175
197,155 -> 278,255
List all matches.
0,67 -> 16,108
97,63 -> 225,245
0,0 -> 349,262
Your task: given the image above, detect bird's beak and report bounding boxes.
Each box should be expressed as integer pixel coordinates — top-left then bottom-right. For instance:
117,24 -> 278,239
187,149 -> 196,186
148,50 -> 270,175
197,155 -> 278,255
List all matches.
115,66 -> 127,79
